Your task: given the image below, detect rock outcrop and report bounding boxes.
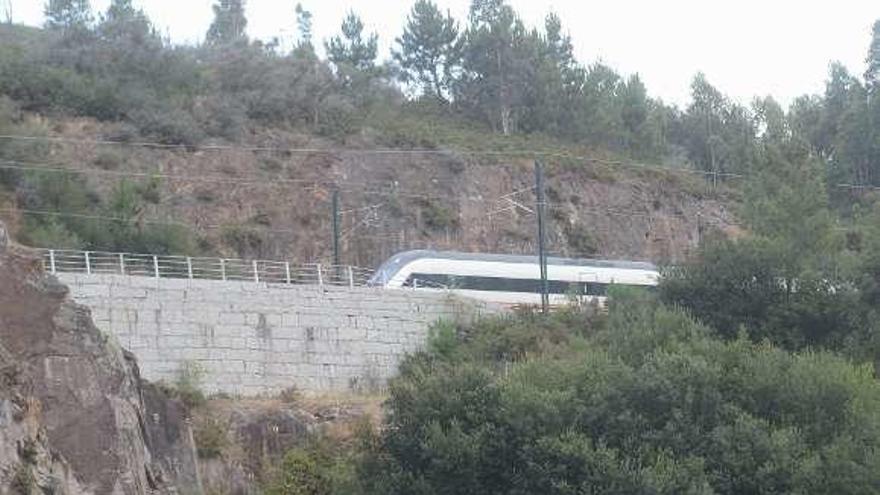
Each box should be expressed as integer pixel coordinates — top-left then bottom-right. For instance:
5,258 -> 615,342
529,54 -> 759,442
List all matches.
0,222 -> 202,494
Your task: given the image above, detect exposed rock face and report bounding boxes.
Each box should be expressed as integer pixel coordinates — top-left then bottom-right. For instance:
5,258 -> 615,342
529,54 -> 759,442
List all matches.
0,222 -> 202,494
198,402 -> 312,495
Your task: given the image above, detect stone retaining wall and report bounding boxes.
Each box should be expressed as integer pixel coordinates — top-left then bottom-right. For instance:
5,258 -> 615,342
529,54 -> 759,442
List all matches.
57,273 -> 493,396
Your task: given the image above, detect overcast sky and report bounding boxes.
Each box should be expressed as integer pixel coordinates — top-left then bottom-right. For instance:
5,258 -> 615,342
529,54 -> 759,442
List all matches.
7,0 -> 880,108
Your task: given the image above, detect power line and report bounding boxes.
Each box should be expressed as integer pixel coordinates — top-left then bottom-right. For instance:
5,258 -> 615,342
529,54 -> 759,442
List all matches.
0,159 -> 529,205
0,207 -> 302,234
0,134 -> 550,156
0,133 -> 748,181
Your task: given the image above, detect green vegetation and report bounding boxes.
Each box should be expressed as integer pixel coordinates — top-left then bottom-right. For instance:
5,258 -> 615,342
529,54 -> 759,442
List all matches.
1,1 -> 880,255
259,294 -> 880,494
264,434 -> 365,495
193,415 -> 229,460
162,360 -> 207,410
659,97 -> 880,364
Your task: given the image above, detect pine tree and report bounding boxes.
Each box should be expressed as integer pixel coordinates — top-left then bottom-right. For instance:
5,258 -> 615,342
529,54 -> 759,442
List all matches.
206,0 -> 247,46
457,0 -> 536,134
294,3 -> 313,53
44,0 -> 92,32
98,0 -> 155,45
325,11 -> 378,72
866,20 -> 880,90
393,0 -> 461,103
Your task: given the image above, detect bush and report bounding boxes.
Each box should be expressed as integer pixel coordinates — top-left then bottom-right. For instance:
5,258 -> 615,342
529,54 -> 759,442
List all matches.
264,435 -> 364,495
169,361 -> 206,410
193,415 -> 228,459
659,235 -> 860,350
362,293 -> 880,494
316,95 -> 359,140
563,222 -> 598,256
221,224 -> 266,258
418,198 -> 459,232
265,450 -> 332,495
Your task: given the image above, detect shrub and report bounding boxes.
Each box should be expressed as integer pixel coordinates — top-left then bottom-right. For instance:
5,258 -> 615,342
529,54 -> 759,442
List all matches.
170,361 -> 206,410
130,104 -> 204,147
316,95 -> 359,140
221,224 -> 266,258
659,235 -> 860,350
264,436 -> 363,495
418,198 -> 459,232
363,293 -> 880,494
563,222 -> 598,256
92,150 -> 124,170
193,415 -> 228,459
265,450 -> 332,495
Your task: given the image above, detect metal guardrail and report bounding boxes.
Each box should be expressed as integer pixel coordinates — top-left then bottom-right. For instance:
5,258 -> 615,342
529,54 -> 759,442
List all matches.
38,249 -> 376,288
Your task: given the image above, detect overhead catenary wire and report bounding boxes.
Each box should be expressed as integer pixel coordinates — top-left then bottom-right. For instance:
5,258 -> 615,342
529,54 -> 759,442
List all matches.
0,133 -> 749,180
0,159 -> 538,206
0,207 -> 303,235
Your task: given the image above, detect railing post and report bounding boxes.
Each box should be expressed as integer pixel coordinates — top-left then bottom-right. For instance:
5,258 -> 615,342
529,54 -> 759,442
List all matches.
153,255 -> 160,279
253,260 -> 259,283
285,262 -> 291,285
49,250 -> 56,274
220,259 -> 226,281
187,257 -> 193,279
84,251 -> 91,275
316,264 -> 323,287
118,253 -> 125,275
348,266 -> 354,288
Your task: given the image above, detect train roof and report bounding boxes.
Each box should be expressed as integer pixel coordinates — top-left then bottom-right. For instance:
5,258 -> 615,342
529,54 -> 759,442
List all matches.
376,250 -> 658,273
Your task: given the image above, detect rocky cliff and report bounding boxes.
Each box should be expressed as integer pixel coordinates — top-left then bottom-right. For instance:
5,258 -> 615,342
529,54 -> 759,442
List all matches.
0,222 -> 201,494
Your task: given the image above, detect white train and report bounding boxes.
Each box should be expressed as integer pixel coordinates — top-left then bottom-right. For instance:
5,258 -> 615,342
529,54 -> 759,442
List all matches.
369,250 -> 659,306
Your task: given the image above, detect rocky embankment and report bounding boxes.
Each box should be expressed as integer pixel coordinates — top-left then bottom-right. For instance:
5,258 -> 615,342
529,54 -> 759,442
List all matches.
0,222 -> 201,494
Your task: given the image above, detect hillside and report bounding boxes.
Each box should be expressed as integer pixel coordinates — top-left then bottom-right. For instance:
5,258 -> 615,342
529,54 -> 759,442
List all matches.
0,3 -> 756,268
0,114 -> 738,267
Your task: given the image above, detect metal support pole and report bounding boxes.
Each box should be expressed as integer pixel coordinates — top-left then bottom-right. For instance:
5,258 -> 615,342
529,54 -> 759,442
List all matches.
153,255 -> 160,279
535,161 -> 549,314
348,266 -> 354,288
49,249 -> 56,274
220,259 -> 226,281
253,260 -> 259,283
285,262 -> 291,284
697,212 -> 703,244
187,257 -> 193,279
316,264 -> 323,287
332,189 -> 340,283
84,251 -> 91,275
118,253 -> 125,275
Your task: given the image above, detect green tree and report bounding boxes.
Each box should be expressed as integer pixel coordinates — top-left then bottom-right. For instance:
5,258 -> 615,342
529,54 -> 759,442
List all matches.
43,0 -> 92,32
661,116 -> 851,350
525,12 -> 585,137
393,0 -> 461,103
619,74 -> 653,153
866,19 -> 880,90
325,11 -> 378,72
97,0 -> 155,44
363,299 -> 880,494
456,0 -> 539,135
206,0 -> 247,46
294,2 -> 313,53
681,73 -> 755,175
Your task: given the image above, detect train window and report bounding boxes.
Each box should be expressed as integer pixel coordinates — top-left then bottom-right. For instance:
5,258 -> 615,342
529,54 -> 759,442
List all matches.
404,273 -> 613,295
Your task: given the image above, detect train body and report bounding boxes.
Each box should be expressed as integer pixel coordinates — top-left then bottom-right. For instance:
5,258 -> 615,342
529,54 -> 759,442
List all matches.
369,250 -> 659,306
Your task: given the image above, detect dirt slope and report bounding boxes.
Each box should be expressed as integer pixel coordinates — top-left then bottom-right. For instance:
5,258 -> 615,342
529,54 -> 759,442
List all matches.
5,117 -> 739,267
